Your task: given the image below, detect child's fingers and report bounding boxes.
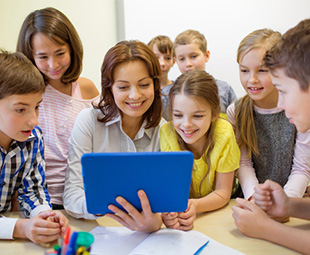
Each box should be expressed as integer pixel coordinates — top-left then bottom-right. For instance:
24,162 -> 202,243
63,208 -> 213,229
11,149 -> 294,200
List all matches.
162,213 -> 179,228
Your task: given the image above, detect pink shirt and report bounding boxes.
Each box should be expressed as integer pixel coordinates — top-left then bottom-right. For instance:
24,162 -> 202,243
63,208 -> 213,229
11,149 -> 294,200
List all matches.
227,103 -> 310,199
38,82 -> 100,204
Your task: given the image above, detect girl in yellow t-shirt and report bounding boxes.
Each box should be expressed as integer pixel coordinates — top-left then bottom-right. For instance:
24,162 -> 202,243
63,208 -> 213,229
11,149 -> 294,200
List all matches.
160,69 -> 240,230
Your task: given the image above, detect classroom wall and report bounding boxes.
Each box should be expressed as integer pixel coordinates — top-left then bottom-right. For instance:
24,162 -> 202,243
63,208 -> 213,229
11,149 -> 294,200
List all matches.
1,1 -> 310,98
122,0 -> 310,97
0,0 -> 118,91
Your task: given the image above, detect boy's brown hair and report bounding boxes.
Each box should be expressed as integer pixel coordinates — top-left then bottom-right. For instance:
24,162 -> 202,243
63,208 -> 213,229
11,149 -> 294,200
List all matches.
0,50 -> 45,100
148,35 -> 174,57
173,29 -> 207,56
264,18 -> 310,91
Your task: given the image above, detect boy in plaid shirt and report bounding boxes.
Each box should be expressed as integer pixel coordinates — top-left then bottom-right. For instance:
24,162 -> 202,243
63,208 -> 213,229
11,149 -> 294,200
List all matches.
0,50 -> 68,243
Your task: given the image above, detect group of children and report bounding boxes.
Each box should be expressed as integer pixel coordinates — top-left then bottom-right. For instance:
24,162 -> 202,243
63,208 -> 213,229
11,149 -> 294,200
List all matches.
0,6 -> 310,254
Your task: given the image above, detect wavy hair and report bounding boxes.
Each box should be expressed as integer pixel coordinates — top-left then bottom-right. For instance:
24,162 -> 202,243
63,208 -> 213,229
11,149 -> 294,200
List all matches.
96,40 -> 162,128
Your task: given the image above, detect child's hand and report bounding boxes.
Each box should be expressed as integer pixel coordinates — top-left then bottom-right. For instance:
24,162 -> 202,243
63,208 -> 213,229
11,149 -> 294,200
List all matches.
47,210 -> 69,237
14,211 -> 62,243
253,179 -> 289,218
106,190 -> 162,233
177,199 -> 196,231
161,212 -> 180,229
232,197 -> 271,239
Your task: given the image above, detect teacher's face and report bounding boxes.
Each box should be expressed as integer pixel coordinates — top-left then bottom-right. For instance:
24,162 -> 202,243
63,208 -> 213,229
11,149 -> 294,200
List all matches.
112,60 -> 154,122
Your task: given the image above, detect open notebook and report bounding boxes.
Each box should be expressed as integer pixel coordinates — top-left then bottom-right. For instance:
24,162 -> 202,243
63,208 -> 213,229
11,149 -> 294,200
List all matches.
81,151 -> 194,214
89,227 -> 245,255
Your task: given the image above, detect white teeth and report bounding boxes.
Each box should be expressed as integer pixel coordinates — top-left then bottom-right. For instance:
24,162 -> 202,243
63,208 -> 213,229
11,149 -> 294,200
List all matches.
129,102 -> 142,107
249,87 -> 261,91
183,130 -> 195,134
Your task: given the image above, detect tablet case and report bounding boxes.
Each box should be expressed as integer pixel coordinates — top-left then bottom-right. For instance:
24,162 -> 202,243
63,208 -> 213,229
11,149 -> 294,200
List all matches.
81,151 -> 194,214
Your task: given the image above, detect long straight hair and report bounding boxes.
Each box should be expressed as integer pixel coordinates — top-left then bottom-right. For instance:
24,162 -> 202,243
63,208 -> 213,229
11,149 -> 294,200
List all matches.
169,69 -> 220,197
235,29 -> 281,157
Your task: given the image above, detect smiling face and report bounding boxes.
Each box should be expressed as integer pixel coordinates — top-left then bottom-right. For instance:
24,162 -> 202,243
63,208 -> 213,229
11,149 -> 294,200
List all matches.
0,93 -> 42,151
172,93 -> 215,156
111,60 -> 155,125
239,47 -> 278,109
175,43 -> 209,74
272,68 -> 310,133
32,33 -> 71,85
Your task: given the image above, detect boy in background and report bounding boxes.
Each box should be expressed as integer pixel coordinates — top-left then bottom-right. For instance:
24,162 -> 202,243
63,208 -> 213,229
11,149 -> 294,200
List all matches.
232,19 -> 310,254
174,29 -> 237,115
148,35 -> 175,120
0,50 -> 68,243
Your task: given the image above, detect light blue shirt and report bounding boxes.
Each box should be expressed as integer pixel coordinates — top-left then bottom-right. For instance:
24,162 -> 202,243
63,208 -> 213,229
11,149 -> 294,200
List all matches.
63,108 -> 166,219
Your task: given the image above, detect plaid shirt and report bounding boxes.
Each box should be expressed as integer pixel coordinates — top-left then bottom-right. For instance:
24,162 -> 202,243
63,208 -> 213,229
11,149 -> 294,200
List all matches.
0,126 -> 51,217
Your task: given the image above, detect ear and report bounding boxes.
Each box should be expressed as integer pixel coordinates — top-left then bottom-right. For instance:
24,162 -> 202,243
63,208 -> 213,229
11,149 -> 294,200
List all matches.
212,112 -> 219,122
205,50 -> 210,63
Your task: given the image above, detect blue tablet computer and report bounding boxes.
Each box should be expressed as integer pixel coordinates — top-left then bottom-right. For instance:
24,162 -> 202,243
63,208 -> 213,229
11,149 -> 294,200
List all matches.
81,151 -> 194,214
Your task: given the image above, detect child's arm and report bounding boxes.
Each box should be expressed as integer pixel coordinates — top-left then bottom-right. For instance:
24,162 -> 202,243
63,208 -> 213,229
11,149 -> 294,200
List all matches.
174,171 -> 234,231
232,198 -> 310,255
192,171 -> 235,212
254,179 -> 310,220
283,131 -> 310,197
226,104 -> 258,200
12,210 -> 67,243
106,190 -> 162,233
19,127 -> 51,216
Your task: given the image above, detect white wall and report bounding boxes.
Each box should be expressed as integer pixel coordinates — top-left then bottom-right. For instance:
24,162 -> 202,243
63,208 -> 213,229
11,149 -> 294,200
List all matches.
123,0 -> 310,97
1,0 -> 310,97
0,0 -> 118,91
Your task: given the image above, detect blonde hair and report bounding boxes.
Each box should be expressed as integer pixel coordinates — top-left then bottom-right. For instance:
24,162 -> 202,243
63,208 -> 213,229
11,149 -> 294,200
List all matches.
173,29 -> 207,56
169,69 -> 220,197
235,29 -> 281,157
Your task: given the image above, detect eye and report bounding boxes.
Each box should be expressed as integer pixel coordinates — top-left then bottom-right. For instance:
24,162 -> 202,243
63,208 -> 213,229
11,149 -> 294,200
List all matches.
165,57 -> 172,61
16,108 -> 25,113
140,83 -> 151,88
38,56 -> 48,60
240,69 -> 248,73
57,52 -> 65,57
193,114 -> 204,118
173,113 -> 182,118
259,68 -> 269,73
191,55 -> 197,59
178,57 -> 185,61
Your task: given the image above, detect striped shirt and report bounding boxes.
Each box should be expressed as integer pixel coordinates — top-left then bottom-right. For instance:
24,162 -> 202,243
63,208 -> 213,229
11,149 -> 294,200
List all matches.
0,126 -> 51,216
38,82 -> 100,205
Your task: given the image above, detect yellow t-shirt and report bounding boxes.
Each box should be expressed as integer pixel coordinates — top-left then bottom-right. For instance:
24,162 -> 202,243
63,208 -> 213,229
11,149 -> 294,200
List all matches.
160,118 -> 240,198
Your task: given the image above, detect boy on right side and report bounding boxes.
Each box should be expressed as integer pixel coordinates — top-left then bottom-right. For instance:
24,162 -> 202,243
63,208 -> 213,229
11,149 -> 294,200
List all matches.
173,29 -> 237,116
232,19 -> 310,254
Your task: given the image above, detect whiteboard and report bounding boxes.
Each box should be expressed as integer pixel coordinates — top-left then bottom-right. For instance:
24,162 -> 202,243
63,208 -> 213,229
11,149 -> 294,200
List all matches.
121,0 -> 310,97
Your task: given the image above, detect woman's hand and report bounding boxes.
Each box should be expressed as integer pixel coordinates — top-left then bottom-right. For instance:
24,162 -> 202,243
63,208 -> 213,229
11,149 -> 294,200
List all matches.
106,190 -> 162,233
